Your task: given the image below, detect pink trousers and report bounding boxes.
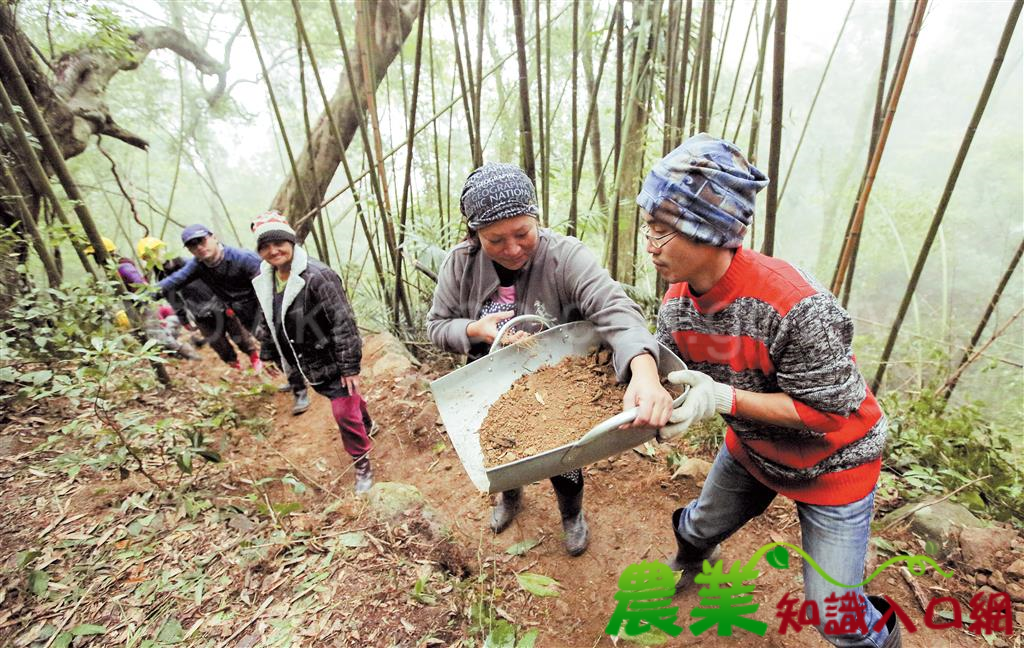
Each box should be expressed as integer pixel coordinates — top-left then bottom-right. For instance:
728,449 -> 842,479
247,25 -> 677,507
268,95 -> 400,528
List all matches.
329,394 -> 373,458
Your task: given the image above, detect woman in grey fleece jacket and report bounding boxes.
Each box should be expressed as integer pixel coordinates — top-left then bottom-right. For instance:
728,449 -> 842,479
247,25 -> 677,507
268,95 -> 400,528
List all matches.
427,163 -> 673,556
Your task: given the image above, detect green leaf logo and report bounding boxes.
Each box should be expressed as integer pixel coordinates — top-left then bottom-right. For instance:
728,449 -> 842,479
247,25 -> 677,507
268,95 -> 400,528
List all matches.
766,546 -> 790,570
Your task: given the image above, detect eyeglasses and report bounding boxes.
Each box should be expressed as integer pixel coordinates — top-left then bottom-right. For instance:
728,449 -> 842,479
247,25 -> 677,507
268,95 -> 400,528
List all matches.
641,224 -> 678,249
185,236 -> 207,249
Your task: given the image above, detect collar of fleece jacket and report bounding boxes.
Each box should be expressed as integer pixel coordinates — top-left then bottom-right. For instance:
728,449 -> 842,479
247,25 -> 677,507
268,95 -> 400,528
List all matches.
252,245 -> 309,375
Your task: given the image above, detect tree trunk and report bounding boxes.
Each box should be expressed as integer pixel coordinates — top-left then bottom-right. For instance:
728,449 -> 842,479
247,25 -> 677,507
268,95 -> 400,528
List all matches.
270,0 -> 418,237
0,3 -> 223,160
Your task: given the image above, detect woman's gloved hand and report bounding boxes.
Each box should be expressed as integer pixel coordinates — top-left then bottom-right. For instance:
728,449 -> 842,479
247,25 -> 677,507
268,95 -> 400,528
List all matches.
657,370 -> 736,441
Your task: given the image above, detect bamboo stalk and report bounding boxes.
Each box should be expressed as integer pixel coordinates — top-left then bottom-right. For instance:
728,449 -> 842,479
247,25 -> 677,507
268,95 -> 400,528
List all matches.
0,40 -> 167,383
833,0 -> 904,297
568,0 -> 579,236
456,0 -> 480,157
610,0 -> 650,280
512,0 -> 537,184
393,0 -> 427,326
708,0 -> 735,122
609,0 -> 624,277
474,0 -> 486,157
356,3 -> 393,218
329,0 -> 412,325
832,0 -> 927,297
720,2 -> 756,139
584,1 -> 614,214
241,0 -> 310,237
534,0 -> 546,213
777,0 -> 853,207
840,0 -> 899,306
294,26 -> 329,263
760,0 -> 786,257
697,0 -> 713,133
872,0 -> 1020,393
940,238 -> 1024,402
746,0 -> 773,163
662,0 -> 681,154
331,1 -> 400,272
730,8 -> 761,144
571,5 -> 618,233
0,41 -> 104,275
543,0 -> 552,223
427,4 -> 446,233
0,81 -> 96,278
687,3 -> 703,135
0,162 -> 61,287
447,0 -> 481,167
673,0 -> 693,141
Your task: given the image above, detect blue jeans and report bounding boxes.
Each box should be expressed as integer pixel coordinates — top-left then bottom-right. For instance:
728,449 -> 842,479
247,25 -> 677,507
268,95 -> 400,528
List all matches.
675,445 -> 888,647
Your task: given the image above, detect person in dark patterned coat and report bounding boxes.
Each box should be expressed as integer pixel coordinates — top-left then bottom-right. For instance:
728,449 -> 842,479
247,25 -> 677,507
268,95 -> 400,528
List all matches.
251,212 -> 374,495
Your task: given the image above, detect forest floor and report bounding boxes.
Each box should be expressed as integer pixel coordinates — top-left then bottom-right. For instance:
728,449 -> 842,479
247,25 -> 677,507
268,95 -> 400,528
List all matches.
0,335 -> 1018,647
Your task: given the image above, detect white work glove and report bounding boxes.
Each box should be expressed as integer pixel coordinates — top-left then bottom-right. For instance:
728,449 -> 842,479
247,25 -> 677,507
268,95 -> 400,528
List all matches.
657,370 -> 736,441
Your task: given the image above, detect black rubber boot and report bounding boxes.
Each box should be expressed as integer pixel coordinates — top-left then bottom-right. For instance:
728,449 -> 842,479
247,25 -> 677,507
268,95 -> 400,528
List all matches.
555,489 -> 589,557
291,389 -> 310,416
868,595 -> 902,648
669,508 -> 720,594
490,488 -> 522,534
353,455 -> 373,495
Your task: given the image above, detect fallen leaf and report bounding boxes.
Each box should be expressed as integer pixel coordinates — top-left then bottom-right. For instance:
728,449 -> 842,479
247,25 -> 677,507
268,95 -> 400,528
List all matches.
516,572 -> 560,598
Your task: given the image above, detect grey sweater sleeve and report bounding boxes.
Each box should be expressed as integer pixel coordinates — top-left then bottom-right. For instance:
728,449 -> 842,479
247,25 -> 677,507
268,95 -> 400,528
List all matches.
561,239 -> 660,382
426,249 -> 475,354
772,293 -> 867,415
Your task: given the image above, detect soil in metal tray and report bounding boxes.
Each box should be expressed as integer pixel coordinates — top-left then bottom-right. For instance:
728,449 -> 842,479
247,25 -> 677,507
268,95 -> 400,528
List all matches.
478,351 -> 626,467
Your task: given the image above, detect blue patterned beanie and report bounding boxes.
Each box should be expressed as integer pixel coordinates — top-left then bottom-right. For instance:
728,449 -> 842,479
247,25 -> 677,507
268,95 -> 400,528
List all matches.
636,133 -> 768,248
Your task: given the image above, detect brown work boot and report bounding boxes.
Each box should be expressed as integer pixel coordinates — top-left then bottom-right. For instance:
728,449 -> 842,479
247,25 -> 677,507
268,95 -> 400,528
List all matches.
489,488 -> 523,534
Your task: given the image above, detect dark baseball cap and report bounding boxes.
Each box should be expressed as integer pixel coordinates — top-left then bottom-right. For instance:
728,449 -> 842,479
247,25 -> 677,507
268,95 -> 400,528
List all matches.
181,224 -> 213,245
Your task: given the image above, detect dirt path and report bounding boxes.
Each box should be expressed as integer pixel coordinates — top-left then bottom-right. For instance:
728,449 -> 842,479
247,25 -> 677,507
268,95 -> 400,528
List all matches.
268,343 -> 988,647
0,341 -> 1000,646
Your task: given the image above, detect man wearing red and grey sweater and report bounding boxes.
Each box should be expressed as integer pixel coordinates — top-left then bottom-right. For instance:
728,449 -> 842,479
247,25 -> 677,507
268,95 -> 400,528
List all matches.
639,134 -> 899,648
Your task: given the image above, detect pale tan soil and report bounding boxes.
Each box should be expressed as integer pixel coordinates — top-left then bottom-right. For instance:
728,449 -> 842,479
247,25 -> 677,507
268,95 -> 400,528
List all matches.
478,353 -> 625,467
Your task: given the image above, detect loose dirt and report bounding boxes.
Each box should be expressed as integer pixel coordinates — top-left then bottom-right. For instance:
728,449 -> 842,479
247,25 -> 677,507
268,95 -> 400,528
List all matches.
0,337 -> 1002,647
478,353 -> 625,466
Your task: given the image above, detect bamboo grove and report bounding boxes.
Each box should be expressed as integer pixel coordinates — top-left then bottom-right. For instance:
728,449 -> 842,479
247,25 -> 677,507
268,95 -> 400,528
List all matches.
0,0 -> 1021,404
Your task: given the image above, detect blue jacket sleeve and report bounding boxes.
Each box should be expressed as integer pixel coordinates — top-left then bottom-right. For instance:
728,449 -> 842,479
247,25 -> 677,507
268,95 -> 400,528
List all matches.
231,247 -> 262,278
158,258 -> 201,296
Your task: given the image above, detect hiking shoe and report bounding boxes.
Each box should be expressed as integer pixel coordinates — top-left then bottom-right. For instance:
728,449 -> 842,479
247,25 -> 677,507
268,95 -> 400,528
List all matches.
555,489 -> 589,556
229,360 -> 242,371
354,455 -> 373,495
489,488 -> 523,534
292,389 -> 310,416
277,383 -> 293,393
249,353 -> 264,374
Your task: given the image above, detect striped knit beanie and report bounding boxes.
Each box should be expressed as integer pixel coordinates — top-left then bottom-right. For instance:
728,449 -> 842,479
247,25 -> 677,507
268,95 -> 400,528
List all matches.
460,163 -> 539,231
251,210 -> 296,249
637,133 -> 768,248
